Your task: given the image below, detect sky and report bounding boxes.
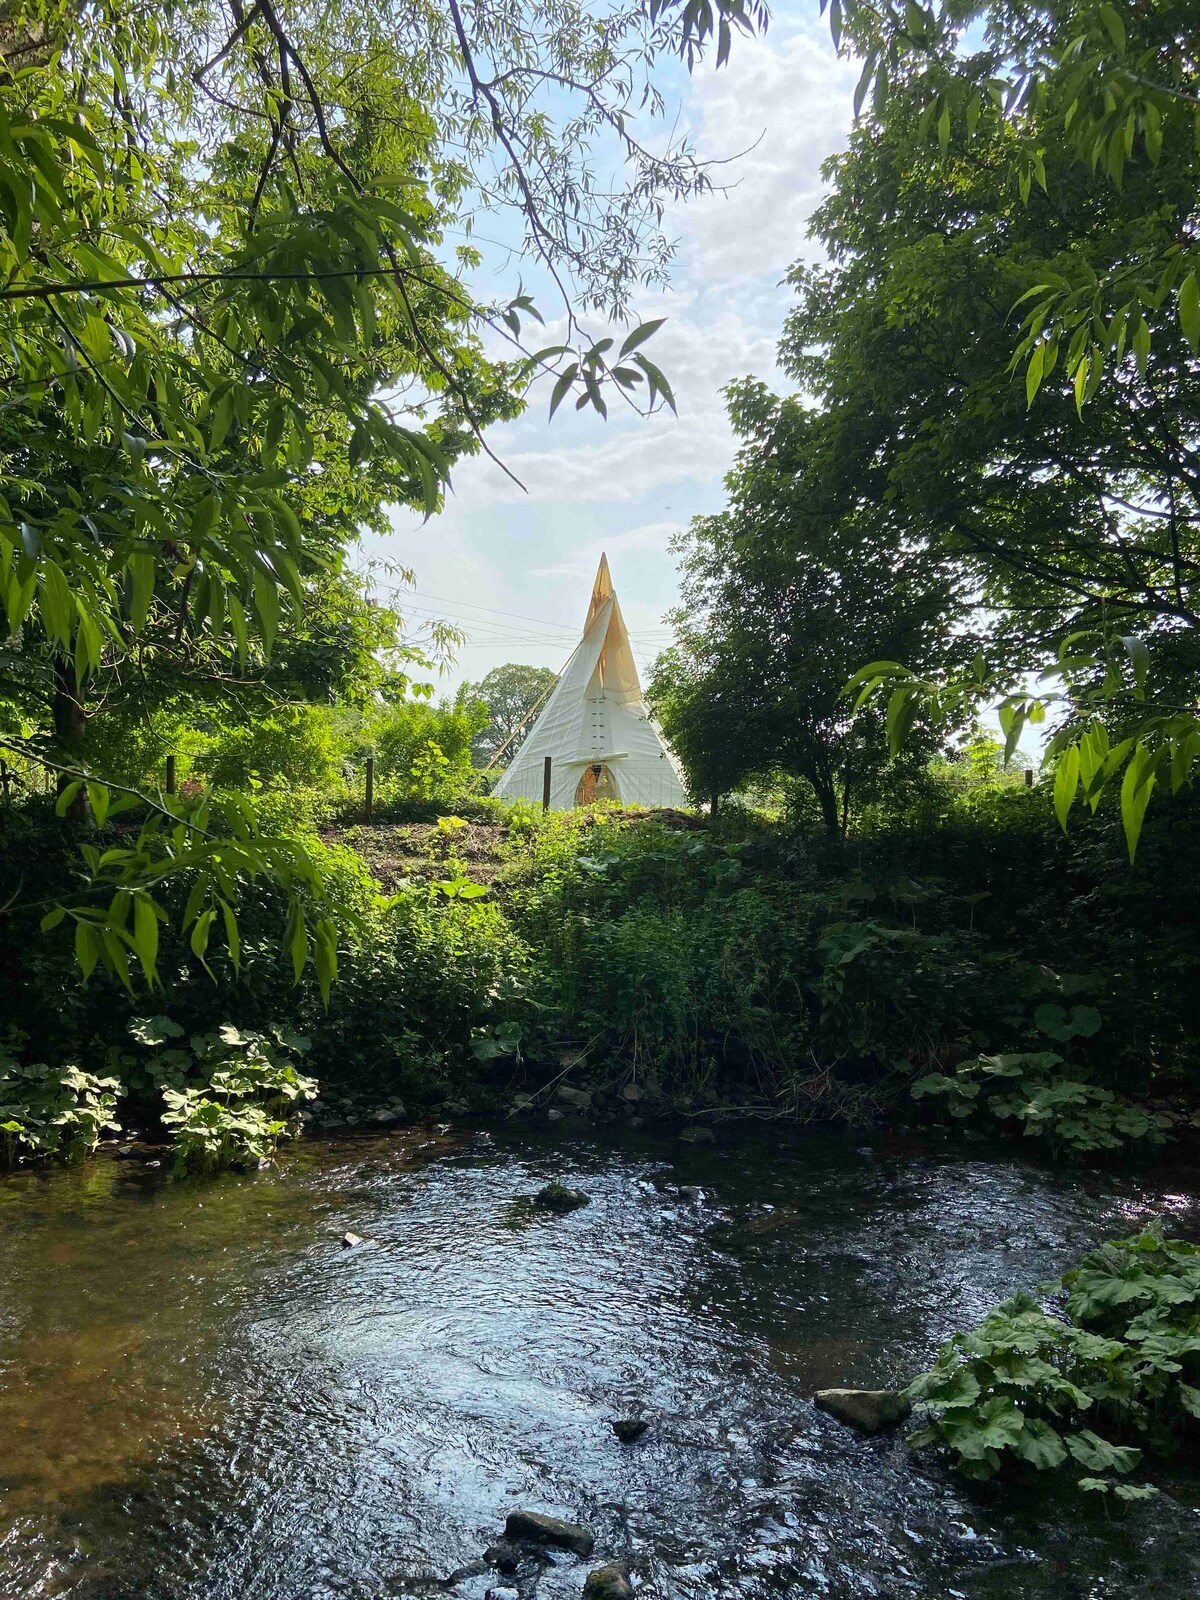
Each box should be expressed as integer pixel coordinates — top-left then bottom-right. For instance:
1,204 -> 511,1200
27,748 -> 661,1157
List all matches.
362,1 -> 858,696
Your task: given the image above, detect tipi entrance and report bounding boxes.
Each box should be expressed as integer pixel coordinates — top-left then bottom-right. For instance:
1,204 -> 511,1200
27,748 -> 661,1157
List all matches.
574,763 -> 620,805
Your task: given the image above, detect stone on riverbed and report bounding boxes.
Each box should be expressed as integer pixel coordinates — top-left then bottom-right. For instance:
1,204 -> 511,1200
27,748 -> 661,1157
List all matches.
611,1416 -> 648,1443
814,1387 -> 911,1434
532,1179 -> 589,1213
583,1565 -> 634,1599
341,1232 -> 365,1249
503,1510 -> 595,1557
482,1540 -> 521,1573
678,1125 -> 715,1144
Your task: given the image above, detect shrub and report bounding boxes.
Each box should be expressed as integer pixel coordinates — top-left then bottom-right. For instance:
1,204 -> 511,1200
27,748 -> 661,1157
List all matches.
907,1232 -> 1200,1497
129,1019 -> 318,1175
193,703 -> 346,790
911,1051 -> 1181,1156
0,1032 -> 121,1165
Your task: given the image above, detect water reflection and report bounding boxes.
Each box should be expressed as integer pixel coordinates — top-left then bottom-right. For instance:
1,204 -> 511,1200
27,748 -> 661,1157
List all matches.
1,1125 -> 1198,1598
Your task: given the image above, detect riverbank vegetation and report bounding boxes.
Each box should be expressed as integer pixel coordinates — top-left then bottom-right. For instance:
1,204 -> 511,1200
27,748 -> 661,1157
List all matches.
3,747 -> 1199,1168
907,1231 -> 1200,1499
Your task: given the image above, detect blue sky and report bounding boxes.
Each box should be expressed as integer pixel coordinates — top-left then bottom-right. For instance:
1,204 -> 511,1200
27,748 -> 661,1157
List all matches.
361,2 -> 857,694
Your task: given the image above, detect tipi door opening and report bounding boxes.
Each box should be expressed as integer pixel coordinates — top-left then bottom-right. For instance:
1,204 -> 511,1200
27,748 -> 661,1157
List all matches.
574,763 -> 620,805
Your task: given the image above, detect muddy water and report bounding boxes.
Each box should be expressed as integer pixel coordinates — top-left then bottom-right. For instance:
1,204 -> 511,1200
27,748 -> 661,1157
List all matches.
2,1125 -> 1200,1599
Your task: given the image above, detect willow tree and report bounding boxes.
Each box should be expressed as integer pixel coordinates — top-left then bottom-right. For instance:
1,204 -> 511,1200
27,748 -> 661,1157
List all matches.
0,0 -> 762,987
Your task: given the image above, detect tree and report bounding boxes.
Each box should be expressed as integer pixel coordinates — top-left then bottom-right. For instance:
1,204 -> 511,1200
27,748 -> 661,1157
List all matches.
780,0 -> 1200,855
0,0 -> 762,988
827,0 -> 1199,392
651,381 -> 973,834
462,663 -> 558,765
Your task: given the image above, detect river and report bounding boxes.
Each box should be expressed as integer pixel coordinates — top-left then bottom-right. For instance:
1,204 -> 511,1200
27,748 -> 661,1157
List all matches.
1,1124 -> 1199,1598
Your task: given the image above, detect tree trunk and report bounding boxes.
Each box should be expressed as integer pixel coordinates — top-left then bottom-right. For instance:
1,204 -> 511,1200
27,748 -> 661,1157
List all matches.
812,772 -> 842,837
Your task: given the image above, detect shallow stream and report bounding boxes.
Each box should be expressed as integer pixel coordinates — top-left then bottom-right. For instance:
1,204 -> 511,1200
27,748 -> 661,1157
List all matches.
2,1124 -> 1200,1599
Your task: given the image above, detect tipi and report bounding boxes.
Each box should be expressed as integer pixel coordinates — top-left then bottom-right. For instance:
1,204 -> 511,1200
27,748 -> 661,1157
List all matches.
493,555 -> 688,810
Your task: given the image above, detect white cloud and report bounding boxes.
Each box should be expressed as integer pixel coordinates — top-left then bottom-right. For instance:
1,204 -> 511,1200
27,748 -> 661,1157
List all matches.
680,18 -> 857,285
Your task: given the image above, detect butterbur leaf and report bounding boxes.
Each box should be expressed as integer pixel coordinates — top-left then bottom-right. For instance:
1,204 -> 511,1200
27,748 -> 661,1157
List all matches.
1012,1418 -> 1067,1470
1066,1430 -> 1140,1474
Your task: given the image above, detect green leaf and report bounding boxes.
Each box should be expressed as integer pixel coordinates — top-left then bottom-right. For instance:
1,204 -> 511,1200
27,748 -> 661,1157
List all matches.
619,318 -> 666,357
286,905 -> 307,983
1120,743 -> 1157,861
548,363 -> 579,419
1053,745 -> 1080,830
1180,272 -> 1200,354
221,901 -> 241,973
55,780 -> 83,817
87,782 -> 110,827
1097,3 -> 1126,52
133,894 -> 160,983
74,917 -> 101,980
1011,1417 -> 1067,1470
127,552 -> 155,633
1025,343 -> 1046,406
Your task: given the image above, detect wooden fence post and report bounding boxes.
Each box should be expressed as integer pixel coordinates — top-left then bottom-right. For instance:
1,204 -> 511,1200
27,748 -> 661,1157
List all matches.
542,755 -> 552,813
165,753 -> 176,795
365,754 -> 375,822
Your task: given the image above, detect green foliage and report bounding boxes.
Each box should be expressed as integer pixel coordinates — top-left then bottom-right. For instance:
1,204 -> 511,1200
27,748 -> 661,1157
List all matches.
908,1232 -> 1200,1495
195,704 -> 346,791
366,695 -> 488,808
0,0 -> 740,986
462,662 -> 559,766
138,1021 -> 318,1176
0,1031 -> 120,1165
652,382 -> 972,831
503,813 -> 1036,1113
777,0 -> 1200,855
911,1050 -> 1178,1155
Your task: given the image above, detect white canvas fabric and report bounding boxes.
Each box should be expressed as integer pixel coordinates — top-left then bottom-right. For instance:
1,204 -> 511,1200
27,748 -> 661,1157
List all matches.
493,555 -> 689,809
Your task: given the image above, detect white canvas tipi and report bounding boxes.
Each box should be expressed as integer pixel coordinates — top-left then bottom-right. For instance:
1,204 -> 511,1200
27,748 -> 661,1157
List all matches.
493,555 -> 688,810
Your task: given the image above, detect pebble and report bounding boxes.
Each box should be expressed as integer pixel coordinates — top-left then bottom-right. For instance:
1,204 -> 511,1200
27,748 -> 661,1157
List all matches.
583,1566 -> 634,1599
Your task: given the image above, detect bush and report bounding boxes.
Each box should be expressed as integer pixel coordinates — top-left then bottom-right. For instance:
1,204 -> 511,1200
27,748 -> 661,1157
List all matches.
136,1020 -> 318,1175
0,1031 -> 121,1165
911,1050 -> 1181,1156
498,813 -> 1043,1115
194,703 -> 346,790
907,1231 -> 1200,1497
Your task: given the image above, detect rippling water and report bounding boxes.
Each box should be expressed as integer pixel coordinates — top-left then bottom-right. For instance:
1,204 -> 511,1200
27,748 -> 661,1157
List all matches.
2,1124 -> 1199,1599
